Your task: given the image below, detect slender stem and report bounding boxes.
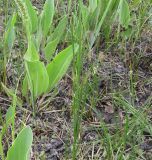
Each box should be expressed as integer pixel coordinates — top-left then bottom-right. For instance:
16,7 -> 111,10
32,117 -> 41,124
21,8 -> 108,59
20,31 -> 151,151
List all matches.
32,93 -> 36,117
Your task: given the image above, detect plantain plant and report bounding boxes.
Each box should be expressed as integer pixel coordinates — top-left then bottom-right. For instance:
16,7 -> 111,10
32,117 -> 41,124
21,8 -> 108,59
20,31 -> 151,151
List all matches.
6,126 -> 33,160
0,84 -> 33,160
14,0 -> 79,116
79,0 -> 131,48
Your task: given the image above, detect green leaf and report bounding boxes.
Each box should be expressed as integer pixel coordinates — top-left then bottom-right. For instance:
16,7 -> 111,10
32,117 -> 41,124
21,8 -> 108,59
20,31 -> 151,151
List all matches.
5,106 -> 15,126
6,126 -> 33,160
23,0 -> 38,33
36,14 -> 43,49
41,0 -> 54,37
44,38 -> 58,61
0,106 -> 15,138
46,44 -> 79,91
45,16 -> 67,61
5,28 -> 15,50
89,0 -> 98,12
4,13 -> 16,50
24,37 -> 39,62
51,16 -> 67,41
22,75 -> 28,97
0,106 -> 15,160
119,0 -> 130,28
25,61 -> 49,99
92,0 -> 113,48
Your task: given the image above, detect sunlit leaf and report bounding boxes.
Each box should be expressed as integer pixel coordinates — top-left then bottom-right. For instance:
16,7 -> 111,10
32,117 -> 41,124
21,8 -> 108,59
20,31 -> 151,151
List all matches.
41,0 -> 54,37
44,38 -> 58,61
44,16 -> 67,61
24,37 -> 39,62
4,13 -> 16,50
25,61 -> 49,99
5,106 -> 15,126
46,44 -> 79,91
51,16 -> 67,41
119,0 -> 130,28
6,126 -> 33,160
23,0 -> 38,33
22,75 -> 28,97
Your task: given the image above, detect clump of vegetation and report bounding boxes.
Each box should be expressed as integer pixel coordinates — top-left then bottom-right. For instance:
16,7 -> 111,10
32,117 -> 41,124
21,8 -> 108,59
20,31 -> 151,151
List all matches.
0,0 -> 151,159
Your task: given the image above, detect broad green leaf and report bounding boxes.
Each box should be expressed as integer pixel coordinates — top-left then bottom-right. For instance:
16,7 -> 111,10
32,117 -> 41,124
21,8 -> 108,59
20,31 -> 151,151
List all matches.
25,61 -> 49,99
119,0 -> 130,28
51,16 -> 67,41
44,38 -> 58,61
36,14 -> 43,49
24,37 -> 39,62
4,13 -> 16,50
5,13 -> 16,31
23,0 -> 38,33
22,75 -> 28,97
0,106 -> 15,139
46,44 -> 79,91
5,28 -> 15,50
45,16 -> 67,60
44,16 -> 67,54
5,106 -> 15,126
0,106 -> 15,159
6,126 -> 33,160
41,0 -> 54,37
